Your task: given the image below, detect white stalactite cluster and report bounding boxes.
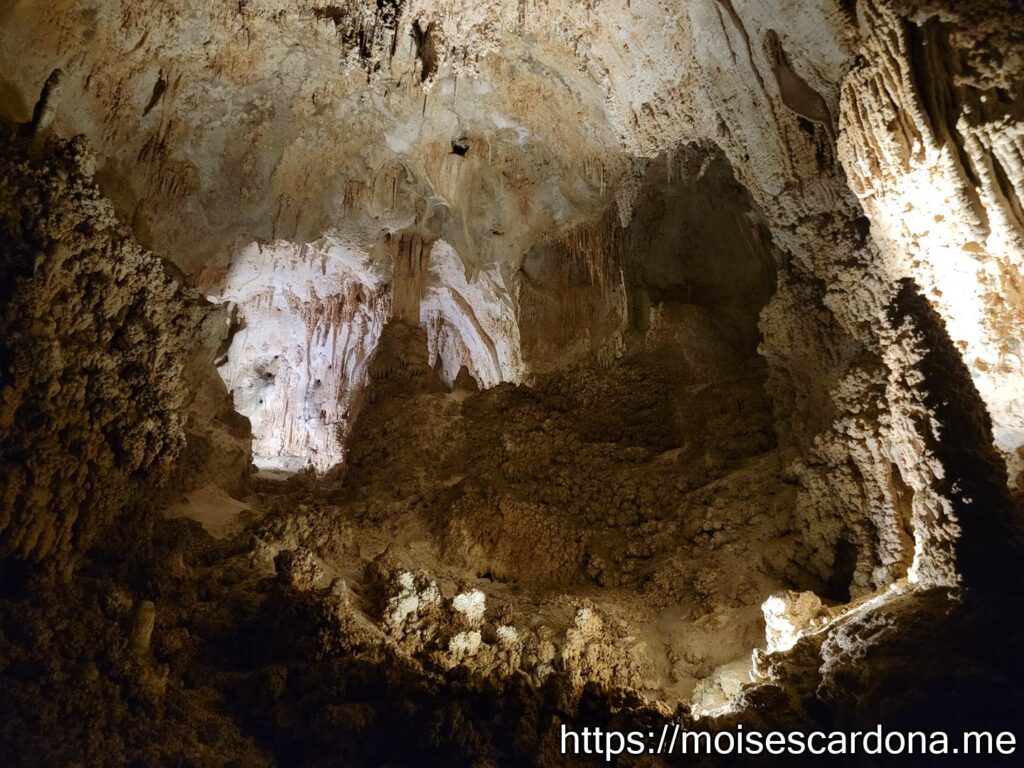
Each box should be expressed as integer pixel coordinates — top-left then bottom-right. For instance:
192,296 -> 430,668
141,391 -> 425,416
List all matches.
209,240 -> 390,471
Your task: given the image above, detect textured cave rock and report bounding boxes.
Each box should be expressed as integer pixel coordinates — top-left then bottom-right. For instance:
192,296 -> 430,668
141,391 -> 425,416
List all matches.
206,239 -> 390,471
1,0 -> 1023,765
0,126 -> 250,572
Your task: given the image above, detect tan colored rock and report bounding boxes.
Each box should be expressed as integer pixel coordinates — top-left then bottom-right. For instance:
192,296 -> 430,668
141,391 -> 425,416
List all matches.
762,591 -> 826,654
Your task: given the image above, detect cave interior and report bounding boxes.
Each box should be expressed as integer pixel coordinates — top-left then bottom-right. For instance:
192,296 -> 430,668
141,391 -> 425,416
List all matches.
2,0 -> 1024,765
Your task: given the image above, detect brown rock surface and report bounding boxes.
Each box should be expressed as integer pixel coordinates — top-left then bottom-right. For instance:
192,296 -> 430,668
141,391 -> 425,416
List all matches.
1,0 -> 1024,765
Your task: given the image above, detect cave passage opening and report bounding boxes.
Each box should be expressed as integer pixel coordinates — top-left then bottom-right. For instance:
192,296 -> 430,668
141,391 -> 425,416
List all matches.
200,142 -> 844,712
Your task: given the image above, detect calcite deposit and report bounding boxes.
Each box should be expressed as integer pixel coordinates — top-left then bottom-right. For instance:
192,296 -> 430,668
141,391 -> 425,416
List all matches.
0,126 -> 248,568
1,0 -> 1023,765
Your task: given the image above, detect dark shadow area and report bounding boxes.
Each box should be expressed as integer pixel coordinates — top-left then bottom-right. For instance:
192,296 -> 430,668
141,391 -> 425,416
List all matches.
891,278 -> 1024,592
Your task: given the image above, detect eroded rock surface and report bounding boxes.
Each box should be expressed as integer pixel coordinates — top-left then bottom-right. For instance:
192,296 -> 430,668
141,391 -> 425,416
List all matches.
1,0 -> 1024,765
0,126 -> 248,569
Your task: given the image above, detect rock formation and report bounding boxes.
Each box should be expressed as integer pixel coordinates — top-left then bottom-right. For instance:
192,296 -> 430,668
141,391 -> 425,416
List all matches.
1,0 -> 1023,765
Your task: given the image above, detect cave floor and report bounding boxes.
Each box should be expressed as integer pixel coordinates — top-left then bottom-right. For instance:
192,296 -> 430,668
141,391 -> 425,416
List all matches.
168,351 -> 815,708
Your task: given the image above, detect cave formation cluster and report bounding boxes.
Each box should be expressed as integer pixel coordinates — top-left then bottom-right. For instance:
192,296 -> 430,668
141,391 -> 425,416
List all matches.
2,0 -> 1024,765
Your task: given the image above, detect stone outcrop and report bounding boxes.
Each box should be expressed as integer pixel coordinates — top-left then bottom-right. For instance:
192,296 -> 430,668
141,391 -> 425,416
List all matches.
0,125 -> 249,570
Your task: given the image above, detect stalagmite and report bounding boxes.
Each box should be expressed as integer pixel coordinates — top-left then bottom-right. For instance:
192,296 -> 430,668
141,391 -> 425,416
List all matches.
130,601 -> 156,657
28,68 -> 62,138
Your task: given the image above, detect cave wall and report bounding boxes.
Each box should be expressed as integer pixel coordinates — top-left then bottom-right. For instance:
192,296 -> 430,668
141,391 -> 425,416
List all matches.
516,144 -> 779,379
839,0 -> 1024,490
421,240 -> 524,388
668,0 -> 1024,592
0,126 -> 249,570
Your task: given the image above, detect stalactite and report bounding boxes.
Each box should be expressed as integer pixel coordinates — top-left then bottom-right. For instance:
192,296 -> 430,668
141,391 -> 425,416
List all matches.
212,242 -> 392,470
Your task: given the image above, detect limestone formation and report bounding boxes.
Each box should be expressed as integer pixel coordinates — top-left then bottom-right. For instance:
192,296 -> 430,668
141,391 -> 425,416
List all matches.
0,126 -> 248,569
1,0 -> 1023,765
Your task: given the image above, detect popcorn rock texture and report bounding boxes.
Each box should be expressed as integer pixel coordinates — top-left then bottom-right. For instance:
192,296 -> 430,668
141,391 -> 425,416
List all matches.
0,127 -> 249,568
